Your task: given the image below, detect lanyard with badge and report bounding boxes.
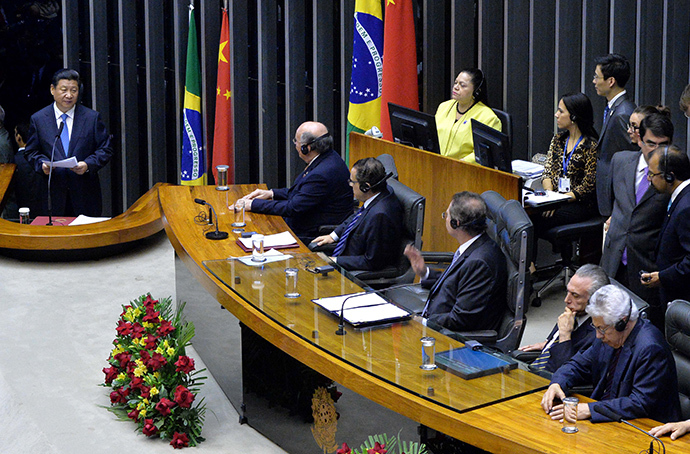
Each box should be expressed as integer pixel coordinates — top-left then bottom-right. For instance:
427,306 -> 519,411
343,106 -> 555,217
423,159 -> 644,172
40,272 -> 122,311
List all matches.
559,135 -> 583,193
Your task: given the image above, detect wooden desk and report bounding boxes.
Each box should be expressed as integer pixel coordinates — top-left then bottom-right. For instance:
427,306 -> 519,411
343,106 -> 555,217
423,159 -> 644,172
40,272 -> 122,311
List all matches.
349,133 -> 522,251
0,164 -> 15,209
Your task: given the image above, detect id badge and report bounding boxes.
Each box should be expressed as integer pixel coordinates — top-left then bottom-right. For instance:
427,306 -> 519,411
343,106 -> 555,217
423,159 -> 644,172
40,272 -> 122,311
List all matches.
558,177 -> 571,193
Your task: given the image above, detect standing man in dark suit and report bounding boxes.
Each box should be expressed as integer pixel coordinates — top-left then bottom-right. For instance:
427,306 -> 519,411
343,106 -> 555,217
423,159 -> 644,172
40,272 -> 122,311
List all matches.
25,69 -> 112,217
518,264 -> 609,373
593,53 -> 636,217
239,121 -> 353,243
404,191 -> 507,332
12,121 -> 44,216
541,285 -> 680,424
640,145 -> 690,305
601,113 -> 672,329
311,157 -> 402,271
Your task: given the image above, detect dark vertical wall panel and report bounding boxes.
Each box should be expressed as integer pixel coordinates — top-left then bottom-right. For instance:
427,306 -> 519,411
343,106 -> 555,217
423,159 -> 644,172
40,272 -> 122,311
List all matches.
665,0 -> 690,150
582,0 -> 610,127
63,0 -> 80,69
422,0 -> 447,113
145,0 -> 167,187
478,0 -> 504,109
610,0 -> 637,105
504,0 -> 530,160
285,0 -> 307,183
257,1 -> 279,187
637,0 -> 664,106
556,0 -> 583,98
452,0 -> 477,82
314,0 -> 335,129
530,0 -> 556,156
232,0 -> 251,183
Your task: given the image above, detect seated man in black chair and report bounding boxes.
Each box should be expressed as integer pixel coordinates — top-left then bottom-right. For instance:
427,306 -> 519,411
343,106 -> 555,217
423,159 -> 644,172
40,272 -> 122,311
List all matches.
404,191 -> 507,332
518,264 -> 609,372
541,285 -> 680,424
311,157 -> 403,271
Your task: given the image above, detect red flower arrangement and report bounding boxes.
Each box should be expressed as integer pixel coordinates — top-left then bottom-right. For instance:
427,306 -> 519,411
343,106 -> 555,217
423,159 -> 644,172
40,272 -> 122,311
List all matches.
101,294 -> 206,448
336,432 -> 427,454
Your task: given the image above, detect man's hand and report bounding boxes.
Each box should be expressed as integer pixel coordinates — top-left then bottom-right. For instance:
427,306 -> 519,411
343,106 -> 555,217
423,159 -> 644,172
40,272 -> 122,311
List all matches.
42,162 -> 50,175
236,199 -> 253,211
404,244 -> 427,277
640,271 -> 660,288
557,307 -> 576,342
243,188 -> 273,201
604,216 -> 611,232
71,161 -> 88,175
650,420 -> 690,440
541,383 -> 566,415
312,235 -> 335,247
518,341 -> 547,352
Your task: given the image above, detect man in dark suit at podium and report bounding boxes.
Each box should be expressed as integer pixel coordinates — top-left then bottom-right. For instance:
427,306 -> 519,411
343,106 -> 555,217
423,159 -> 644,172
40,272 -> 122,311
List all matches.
593,53 -> 636,217
311,157 -> 402,271
404,191 -> 507,332
25,68 -> 112,217
239,121 -> 353,242
640,145 -> 690,305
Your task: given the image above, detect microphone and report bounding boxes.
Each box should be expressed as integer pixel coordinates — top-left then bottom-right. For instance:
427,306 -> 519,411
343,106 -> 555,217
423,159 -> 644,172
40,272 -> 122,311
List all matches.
46,121 -> 66,226
194,198 -> 229,240
595,405 -> 665,454
336,282 -> 418,335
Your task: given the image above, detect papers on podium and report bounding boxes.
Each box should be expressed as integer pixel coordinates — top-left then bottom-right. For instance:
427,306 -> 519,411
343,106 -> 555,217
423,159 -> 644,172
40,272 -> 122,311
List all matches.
511,160 -> 544,179
236,231 -> 299,252
522,189 -> 571,208
313,292 -> 410,328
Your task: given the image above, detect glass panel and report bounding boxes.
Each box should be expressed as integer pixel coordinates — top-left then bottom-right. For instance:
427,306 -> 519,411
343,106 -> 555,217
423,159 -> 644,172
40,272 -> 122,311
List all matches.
203,253 -> 547,415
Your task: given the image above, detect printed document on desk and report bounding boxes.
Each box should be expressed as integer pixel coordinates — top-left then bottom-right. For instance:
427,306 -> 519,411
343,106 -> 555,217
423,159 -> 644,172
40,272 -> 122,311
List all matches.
313,292 -> 411,327
522,189 -> 571,207
237,231 -> 298,251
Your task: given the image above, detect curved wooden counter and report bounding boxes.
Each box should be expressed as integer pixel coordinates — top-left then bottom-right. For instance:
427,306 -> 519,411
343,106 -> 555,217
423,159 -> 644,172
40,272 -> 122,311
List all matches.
0,163 -> 166,251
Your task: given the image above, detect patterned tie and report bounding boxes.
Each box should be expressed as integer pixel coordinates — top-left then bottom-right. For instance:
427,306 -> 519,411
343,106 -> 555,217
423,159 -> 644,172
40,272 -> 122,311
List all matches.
333,207 -> 364,257
60,113 -> 70,156
601,348 -> 622,400
636,167 -> 649,204
602,104 -> 611,128
531,319 -> 578,370
421,250 -> 462,317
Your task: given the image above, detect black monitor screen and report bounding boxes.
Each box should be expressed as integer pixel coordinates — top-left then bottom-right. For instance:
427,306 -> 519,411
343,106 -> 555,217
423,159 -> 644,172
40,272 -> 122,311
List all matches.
471,119 -> 512,173
388,102 -> 441,154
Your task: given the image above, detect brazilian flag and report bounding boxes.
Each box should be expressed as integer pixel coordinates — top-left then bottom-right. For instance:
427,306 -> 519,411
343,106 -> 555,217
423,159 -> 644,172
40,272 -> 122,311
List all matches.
181,6 -> 206,186
345,0 -> 383,164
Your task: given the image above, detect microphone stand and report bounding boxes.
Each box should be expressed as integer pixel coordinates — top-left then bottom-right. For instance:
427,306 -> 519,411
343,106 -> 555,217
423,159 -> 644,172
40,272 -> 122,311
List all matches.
47,121 -> 64,226
595,405 -> 665,454
194,198 -> 228,240
336,282 -> 419,335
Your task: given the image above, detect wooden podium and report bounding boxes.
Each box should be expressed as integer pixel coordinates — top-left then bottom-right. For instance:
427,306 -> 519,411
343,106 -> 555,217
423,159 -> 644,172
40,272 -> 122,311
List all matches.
349,133 -> 521,252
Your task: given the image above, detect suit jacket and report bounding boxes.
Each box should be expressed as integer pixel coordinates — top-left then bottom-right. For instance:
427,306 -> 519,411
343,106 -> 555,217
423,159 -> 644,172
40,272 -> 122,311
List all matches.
334,186 -> 403,271
551,318 -> 680,423
422,233 -> 507,332
542,316 -> 595,373
596,93 -> 636,216
656,184 -> 690,303
25,103 -> 112,216
251,149 -> 353,241
601,151 -> 669,302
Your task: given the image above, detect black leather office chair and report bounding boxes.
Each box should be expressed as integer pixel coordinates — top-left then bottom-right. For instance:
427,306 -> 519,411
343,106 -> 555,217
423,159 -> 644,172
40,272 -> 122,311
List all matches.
531,215 -> 606,307
418,191 -> 534,353
666,299 -> 690,420
492,108 -> 513,158
375,153 -> 399,180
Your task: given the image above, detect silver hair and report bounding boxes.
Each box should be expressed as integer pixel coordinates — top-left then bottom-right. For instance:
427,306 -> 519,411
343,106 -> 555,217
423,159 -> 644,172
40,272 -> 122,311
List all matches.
573,264 -> 610,299
586,284 -> 639,326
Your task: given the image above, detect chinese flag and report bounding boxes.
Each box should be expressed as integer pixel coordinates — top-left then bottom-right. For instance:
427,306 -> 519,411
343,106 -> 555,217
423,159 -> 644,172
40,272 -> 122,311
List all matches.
212,8 -> 234,183
380,0 -> 419,141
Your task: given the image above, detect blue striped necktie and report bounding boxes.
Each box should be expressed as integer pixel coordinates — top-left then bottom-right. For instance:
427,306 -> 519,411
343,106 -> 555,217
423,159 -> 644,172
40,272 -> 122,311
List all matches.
60,113 -> 70,156
602,104 -> 611,128
333,207 -> 364,257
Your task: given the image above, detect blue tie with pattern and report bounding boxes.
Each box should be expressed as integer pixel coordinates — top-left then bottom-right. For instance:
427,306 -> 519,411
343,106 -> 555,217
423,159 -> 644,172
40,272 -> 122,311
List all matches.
602,104 -> 611,128
60,113 -> 70,156
333,207 -> 364,257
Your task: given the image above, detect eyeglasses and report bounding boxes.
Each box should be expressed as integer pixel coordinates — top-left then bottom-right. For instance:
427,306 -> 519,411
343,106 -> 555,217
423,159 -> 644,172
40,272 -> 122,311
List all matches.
348,178 -> 358,186
627,123 -> 639,131
643,139 -> 670,150
647,170 -> 664,180
590,321 -> 612,336
592,73 -> 608,81
441,211 -> 447,220
292,138 -> 301,145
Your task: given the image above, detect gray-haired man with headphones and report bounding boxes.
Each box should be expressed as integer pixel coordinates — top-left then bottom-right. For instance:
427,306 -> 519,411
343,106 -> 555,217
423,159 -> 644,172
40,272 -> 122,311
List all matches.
641,145 -> 690,305
404,191 -> 507,332
541,284 -> 680,424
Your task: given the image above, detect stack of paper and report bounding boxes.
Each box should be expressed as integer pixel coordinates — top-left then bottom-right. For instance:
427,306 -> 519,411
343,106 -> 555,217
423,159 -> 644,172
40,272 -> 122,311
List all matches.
313,293 -> 410,326
236,231 -> 298,251
512,160 -> 544,179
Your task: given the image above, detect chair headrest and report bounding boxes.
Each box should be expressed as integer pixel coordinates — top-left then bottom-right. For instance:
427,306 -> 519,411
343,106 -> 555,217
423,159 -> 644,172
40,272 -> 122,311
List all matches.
376,154 -> 399,180
667,300 -> 690,356
388,178 -> 425,246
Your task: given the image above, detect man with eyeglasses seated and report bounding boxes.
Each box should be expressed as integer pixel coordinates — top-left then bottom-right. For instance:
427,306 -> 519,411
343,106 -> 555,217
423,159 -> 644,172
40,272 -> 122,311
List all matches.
541,285 -> 680,424
403,192 -> 507,332
600,112 -> 672,331
640,145 -> 690,305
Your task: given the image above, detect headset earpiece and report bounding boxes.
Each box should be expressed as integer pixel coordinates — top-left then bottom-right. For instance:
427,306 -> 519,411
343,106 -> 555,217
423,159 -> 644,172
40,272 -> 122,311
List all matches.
450,219 -> 459,229
662,146 -> 675,183
570,114 -> 577,122
615,299 -> 633,332
358,172 -> 393,194
300,133 -> 331,155
473,69 -> 485,99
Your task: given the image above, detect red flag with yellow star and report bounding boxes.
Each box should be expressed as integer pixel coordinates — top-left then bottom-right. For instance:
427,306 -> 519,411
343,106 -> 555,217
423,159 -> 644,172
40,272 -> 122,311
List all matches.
380,0 -> 418,141
212,8 -> 234,182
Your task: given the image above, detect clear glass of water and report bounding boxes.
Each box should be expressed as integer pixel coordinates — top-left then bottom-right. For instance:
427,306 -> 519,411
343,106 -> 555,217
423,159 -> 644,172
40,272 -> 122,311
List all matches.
251,234 -> 266,262
420,337 -> 437,370
285,268 -> 300,298
562,397 -> 579,433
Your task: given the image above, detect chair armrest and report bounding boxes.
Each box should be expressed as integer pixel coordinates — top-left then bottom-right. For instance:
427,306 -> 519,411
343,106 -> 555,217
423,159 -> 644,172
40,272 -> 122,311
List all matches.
420,252 -> 454,263
349,267 -> 400,281
511,350 -> 539,363
454,330 -> 499,344
317,225 -> 338,235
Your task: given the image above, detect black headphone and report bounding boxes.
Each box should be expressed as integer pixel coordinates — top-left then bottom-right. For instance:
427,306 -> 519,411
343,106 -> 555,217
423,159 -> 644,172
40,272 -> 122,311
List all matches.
614,298 -> 633,332
300,133 -> 330,154
473,69 -> 485,99
662,145 -> 675,183
359,171 -> 393,193
450,215 -> 486,231
570,114 -> 578,122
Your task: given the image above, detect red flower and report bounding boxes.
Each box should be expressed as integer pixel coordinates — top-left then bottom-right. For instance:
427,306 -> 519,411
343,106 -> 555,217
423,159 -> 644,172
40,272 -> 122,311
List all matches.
143,294 -> 158,308
142,418 -> 158,437
155,397 -> 176,416
143,334 -> 158,350
116,320 -> 133,336
145,352 -> 167,371
120,305 -> 132,317
140,385 -> 151,399
109,387 -> 129,404
157,319 -> 175,336
175,356 -> 195,374
170,432 -> 189,449
173,385 -> 195,408
130,323 -> 145,339
127,408 -> 140,422
103,366 -> 118,384
367,442 -> 387,454
337,442 -> 352,454
143,310 -> 160,324
114,352 -> 131,368
129,376 -> 144,391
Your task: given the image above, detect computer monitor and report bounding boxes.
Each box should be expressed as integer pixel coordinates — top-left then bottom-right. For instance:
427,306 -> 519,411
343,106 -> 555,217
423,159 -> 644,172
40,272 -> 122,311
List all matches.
388,102 -> 441,154
471,119 -> 512,173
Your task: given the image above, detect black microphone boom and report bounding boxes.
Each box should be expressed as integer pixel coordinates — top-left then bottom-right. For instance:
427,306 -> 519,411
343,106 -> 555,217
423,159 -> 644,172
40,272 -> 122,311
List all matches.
595,404 -> 665,454
194,198 -> 228,240
335,282 -> 418,335
46,121 -> 65,226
